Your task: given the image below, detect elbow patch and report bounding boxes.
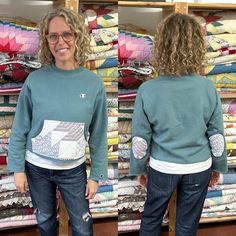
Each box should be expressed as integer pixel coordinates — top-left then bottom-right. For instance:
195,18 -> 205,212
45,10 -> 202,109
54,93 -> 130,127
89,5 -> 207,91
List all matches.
209,134 -> 224,157
132,137 -> 148,159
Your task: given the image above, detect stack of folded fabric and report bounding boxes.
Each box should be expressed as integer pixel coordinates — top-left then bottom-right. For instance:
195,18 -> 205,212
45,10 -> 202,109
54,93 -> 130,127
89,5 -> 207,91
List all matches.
0,173 -> 36,229
118,178 -> 145,232
0,17 -> 40,229
202,170 -> 236,219
221,99 -> 236,166
194,11 -> 236,94
117,24 -> 156,233
193,11 -> 236,221
87,163 -> 118,218
118,24 -> 155,164
118,25 -> 155,102
83,4 -> 118,92
82,3 -> 118,218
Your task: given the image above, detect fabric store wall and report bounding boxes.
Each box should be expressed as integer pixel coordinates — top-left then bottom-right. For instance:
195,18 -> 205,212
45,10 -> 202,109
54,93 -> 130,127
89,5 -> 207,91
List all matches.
119,7 -> 162,34
0,0 -> 53,23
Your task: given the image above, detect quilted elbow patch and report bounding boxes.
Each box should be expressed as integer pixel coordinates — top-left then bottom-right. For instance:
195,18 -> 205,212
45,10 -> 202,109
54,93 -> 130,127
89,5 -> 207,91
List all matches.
209,134 -> 224,157
132,137 -> 148,159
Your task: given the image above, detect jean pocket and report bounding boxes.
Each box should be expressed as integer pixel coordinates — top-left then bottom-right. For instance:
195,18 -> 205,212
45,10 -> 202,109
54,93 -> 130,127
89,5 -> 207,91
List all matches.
186,168 -> 212,192
31,120 -> 87,160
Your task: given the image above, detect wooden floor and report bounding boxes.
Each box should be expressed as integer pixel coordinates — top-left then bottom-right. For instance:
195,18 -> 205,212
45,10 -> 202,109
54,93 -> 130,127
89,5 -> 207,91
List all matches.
0,218 -> 117,236
120,221 -> 236,236
1,219 -> 236,236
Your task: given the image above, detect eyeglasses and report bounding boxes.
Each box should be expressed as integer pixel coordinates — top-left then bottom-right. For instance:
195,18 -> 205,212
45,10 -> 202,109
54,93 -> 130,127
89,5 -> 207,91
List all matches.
46,31 -> 75,44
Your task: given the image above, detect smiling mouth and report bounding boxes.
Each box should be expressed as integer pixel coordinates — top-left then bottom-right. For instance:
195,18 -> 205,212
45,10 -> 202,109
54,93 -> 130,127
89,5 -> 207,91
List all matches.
57,48 -> 69,52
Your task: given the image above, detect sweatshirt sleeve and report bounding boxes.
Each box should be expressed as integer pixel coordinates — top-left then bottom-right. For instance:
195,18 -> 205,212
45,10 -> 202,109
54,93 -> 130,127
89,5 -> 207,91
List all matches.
7,79 -> 32,173
129,87 -> 152,176
207,85 -> 227,173
88,82 -> 108,181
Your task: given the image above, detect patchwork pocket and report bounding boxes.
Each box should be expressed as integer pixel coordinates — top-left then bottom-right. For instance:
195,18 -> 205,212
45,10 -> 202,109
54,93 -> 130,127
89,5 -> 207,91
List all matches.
31,120 -> 87,160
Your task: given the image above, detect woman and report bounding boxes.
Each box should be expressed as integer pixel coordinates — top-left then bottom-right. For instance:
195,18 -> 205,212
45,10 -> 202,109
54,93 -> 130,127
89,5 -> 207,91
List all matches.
8,7 -> 108,236
129,13 -> 227,236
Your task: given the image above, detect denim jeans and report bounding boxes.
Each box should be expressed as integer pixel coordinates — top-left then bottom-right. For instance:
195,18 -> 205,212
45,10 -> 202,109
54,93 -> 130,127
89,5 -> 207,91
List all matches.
25,161 -> 93,236
140,167 -> 212,236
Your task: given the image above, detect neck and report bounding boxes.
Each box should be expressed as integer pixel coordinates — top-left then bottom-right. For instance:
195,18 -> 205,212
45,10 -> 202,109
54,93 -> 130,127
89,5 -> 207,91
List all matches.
55,61 -> 77,71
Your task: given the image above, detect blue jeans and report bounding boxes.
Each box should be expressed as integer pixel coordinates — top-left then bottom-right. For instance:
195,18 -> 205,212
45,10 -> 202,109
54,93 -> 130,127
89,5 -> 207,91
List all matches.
25,161 -> 93,236
140,167 -> 212,236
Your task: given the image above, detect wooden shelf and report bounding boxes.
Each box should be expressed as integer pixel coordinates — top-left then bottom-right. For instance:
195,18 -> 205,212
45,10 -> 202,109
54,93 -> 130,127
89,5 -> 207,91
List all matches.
81,0 -> 117,3
188,3 -> 236,10
200,216 -> 236,224
92,212 -> 118,219
118,1 -> 236,10
118,1 -> 174,8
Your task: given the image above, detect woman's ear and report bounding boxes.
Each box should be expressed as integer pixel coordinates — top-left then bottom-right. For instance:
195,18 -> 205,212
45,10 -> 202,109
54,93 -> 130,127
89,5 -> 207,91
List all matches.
201,25 -> 207,37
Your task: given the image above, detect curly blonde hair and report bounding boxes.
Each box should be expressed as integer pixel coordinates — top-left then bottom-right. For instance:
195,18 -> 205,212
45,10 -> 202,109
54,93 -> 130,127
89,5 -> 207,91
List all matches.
153,13 -> 206,76
38,7 -> 90,66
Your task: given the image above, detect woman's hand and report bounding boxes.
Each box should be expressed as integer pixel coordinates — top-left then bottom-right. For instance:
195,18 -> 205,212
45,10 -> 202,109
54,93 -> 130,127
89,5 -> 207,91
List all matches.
85,179 -> 98,199
209,171 -> 220,187
138,175 -> 148,188
14,172 -> 28,193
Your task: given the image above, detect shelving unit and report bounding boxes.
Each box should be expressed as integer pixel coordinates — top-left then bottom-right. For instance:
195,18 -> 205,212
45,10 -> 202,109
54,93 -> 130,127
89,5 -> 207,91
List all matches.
0,1 -> 118,235
57,1 -> 118,235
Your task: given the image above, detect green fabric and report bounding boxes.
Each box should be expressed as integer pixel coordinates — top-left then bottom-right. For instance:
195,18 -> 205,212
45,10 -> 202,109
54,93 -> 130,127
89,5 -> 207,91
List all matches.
8,65 -> 108,181
130,74 -> 227,176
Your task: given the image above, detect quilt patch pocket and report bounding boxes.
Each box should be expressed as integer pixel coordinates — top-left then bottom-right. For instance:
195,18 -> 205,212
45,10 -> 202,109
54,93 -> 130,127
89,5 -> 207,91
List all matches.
32,120 -> 87,160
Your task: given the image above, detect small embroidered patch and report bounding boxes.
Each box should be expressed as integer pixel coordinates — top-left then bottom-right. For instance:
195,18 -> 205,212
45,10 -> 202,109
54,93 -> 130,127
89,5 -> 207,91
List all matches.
80,93 -> 86,98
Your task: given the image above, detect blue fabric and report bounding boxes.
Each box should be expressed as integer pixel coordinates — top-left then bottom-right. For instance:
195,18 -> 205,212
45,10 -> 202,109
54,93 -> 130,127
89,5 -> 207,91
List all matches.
206,62 -> 236,75
25,161 -> 92,236
97,184 -> 113,193
140,167 -> 212,236
222,173 -> 236,184
206,190 -> 223,198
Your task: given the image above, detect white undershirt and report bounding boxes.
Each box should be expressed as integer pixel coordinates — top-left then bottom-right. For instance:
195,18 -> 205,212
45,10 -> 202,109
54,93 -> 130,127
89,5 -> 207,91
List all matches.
150,156 -> 212,174
25,150 -> 85,170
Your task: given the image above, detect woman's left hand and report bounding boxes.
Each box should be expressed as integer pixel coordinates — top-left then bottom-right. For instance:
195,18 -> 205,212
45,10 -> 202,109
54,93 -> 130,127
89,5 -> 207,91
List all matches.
85,179 -> 98,199
209,171 -> 220,187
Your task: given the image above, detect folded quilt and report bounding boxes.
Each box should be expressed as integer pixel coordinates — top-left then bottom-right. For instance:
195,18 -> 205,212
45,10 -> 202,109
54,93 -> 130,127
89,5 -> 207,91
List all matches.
206,188 -> 236,198
193,11 -> 236,35
88,49 -> 117,61
204,194 -> 236,208
206,73 -> 236,87
119,30 -> 153,62
224,114 -> 236,122
90,27 -> 118,47
82,4 -> 118,29
202,62 -> 236,75
0,20 -> 39,54
85,57 -> 118,70
89,199 -> 117,209
0,115 -> 13,129
206,54 -> 236,66
89,191 -> 118,203
205,34 -> 236,52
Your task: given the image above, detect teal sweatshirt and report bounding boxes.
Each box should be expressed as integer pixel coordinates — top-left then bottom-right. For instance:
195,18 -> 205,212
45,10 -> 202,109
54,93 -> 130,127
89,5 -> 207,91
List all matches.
8,65 -> 108,181
130,74 -> 228,176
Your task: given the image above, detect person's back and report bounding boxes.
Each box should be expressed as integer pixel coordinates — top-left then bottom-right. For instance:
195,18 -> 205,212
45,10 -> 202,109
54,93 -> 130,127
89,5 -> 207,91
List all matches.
129,13 -> 228,236
138,74 -> 219,169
